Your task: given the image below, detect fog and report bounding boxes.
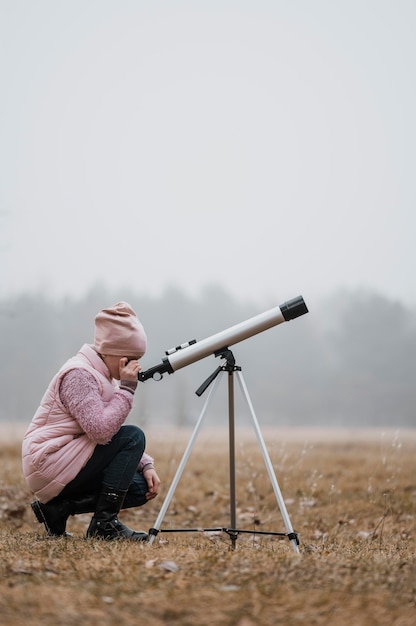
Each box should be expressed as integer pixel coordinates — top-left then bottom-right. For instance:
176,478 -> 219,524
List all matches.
1,286 -> 415,430
1,3 -> 415,433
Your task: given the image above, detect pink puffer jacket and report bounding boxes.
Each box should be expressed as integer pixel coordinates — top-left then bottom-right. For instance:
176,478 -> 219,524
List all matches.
22,344 -> 152,503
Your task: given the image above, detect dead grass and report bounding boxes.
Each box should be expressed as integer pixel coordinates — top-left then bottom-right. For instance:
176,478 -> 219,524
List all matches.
1,426 -> 415,625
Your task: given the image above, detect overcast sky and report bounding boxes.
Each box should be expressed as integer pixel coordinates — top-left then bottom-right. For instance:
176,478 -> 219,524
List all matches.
1,0 -> 415,309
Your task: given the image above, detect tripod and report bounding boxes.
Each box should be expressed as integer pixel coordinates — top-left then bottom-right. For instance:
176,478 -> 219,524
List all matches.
147,348 -> 300,553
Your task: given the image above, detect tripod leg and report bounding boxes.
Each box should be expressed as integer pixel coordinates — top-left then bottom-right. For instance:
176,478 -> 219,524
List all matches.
228,372 -> 237,549
235,371 -> 300,554
147,373 -> 222,545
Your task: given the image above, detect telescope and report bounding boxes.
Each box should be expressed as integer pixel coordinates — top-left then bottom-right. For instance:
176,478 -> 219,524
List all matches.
142,294 -> 309,552
139,295 -> 308,382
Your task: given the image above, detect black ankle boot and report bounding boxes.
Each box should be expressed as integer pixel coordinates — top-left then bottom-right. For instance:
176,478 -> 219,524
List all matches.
31,499 -> 72,537
31,494 -> 97,537
86,490 -> 148,541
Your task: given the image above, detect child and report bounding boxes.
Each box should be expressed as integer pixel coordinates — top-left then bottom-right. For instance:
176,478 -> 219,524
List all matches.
22,301 -> 160,541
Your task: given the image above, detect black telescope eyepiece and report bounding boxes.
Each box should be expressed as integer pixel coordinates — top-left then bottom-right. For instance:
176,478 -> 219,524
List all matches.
138,358 -> 173,382
280,296 -> 308,322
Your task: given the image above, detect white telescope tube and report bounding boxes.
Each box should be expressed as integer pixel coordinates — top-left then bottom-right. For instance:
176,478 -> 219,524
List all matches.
139,295 -> 308,382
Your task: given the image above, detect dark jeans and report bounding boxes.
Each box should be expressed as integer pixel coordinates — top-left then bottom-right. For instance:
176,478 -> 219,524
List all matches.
60,425 -> 149,509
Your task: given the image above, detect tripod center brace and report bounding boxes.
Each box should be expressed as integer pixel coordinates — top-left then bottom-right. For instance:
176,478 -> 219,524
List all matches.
147,348 -> 300,553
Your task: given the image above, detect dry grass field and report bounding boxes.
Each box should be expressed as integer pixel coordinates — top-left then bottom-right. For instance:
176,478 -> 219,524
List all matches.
1,425 -> 415,625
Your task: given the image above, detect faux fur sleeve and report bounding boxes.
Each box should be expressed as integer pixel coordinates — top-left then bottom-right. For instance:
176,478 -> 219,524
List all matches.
59,368 -> 133,445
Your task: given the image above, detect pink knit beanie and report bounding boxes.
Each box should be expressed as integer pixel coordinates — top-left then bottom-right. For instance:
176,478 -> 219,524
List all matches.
94,301 -> 147,357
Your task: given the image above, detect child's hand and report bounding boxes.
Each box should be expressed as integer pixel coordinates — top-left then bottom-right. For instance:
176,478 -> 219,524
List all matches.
143,468 -> 161,500
119,358 -> 141,380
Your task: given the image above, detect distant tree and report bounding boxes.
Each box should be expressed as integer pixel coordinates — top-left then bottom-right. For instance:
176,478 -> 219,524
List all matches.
1,285 -> 415,427
323,290 -> 416,425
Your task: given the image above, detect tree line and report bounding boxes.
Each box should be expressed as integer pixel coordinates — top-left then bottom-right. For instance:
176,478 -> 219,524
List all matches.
0,284 -> 415,428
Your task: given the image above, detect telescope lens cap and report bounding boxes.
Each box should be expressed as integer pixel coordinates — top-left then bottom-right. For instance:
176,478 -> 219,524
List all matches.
280,296 -> 308,321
